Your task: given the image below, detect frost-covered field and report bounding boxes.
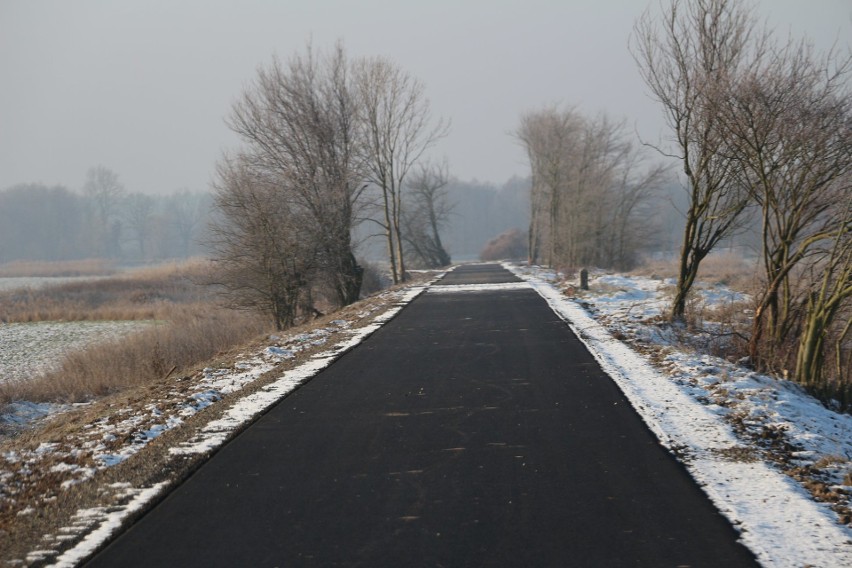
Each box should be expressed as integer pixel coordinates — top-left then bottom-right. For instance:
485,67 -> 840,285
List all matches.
0,321 -> 149,384
0,276 -> 105,293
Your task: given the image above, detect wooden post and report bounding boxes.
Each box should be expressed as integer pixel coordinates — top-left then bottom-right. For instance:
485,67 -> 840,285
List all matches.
580,268 -> 589,290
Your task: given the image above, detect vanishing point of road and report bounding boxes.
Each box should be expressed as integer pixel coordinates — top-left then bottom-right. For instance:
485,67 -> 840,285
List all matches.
86,264 -> 757,567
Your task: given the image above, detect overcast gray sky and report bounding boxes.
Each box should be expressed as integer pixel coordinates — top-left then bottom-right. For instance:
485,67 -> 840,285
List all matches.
1,0 -> 849,194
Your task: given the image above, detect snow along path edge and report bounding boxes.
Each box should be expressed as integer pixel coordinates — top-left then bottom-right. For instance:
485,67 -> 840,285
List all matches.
504,262 -> 852,568
46,281 -> 435,568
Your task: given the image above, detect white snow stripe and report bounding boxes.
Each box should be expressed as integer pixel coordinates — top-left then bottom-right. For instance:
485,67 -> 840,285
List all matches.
47,483 -> 168,568
428,282 -> 532,293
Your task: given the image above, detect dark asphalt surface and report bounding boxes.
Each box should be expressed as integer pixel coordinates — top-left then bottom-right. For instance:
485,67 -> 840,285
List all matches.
86,264 -> 757,567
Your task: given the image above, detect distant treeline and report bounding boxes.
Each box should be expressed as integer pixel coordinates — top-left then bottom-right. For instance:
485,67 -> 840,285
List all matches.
0,182 -> 212,263
356,176 -> 532,262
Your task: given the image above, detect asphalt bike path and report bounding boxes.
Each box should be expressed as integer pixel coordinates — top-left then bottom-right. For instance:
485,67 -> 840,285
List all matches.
86,264 -> 757,567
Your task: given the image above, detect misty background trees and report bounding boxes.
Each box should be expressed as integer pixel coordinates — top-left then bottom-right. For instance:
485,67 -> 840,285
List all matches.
516,106 -> 668,271
0,167 -> 532,272
0,175 -> 212,265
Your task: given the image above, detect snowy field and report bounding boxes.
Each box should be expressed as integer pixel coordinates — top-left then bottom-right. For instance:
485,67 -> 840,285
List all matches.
0,276 -> 105,293
0,321 -> 149,384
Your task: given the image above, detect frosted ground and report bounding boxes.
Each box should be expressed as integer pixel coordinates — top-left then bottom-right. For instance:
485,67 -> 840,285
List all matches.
0,321 -> 147,384
1,266 -> 850,567
0,276 -> 107,293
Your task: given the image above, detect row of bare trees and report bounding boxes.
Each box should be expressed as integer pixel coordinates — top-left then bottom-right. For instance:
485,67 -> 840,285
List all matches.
633,0 -> 852,403
517,106 -> 667,271
0,173 -> 210,264
208,43 -> 450,330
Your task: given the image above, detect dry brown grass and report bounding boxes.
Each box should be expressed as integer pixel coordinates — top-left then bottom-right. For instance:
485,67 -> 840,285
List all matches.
632,252 -> 758,292
0,305 -> 268,403
0,259 -> 118,278
0,259 -> 214,323
696,252 -> 760,290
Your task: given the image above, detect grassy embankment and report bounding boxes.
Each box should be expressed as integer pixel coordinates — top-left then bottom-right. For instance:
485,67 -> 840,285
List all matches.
0,259 -> 268,404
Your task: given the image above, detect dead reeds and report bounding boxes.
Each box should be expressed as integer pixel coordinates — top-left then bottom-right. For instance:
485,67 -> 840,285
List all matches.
0,259 -> 117,278
0,260 -> 214,323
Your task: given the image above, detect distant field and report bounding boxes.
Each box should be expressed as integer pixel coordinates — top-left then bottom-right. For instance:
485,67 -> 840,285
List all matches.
0,321 -> 150,384
0,276 -> 107,293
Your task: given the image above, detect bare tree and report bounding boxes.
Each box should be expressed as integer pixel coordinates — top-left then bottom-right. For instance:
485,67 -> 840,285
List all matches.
795,202 -> 852,397
123,192 -> 155,259
631,0 -> 760,322
603,150 -> 669,270
719,39 -> 852,369
354,56 -> 449,283
516,106 -> 663,270
207,156 -> 317,330
401,161 -> 452,268
226,42 -> 366,307
169,189 -> 209,258
83,165 -> 125,258
515,105 -> 581,266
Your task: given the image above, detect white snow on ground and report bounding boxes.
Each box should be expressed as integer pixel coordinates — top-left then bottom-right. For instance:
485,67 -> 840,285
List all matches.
505,262 -> 852,568
37,483 -> 168,568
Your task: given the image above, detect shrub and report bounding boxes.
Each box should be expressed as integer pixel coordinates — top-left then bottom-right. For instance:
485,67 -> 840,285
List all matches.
480,228 -> 528,261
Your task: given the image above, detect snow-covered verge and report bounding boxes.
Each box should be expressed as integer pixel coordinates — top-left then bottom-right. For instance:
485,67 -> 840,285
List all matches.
0,277 -> 440,567
506,262 -> 852,568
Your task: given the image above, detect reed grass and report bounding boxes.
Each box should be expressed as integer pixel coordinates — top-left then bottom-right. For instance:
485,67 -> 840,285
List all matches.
0,260 -> 214,323
0,259 -> 117,278
633,252 -> 758,292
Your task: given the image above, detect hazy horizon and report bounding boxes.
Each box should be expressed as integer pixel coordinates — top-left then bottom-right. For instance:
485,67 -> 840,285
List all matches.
2,0 -> 849,195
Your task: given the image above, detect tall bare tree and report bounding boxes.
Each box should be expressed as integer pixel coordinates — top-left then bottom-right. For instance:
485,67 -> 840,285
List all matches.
603,150 -> 669,270
123,192 -> 155,258
632,0 -> 760,322
515,105 -> 581,266
795,202 -> 852,397
354,56 -> 448,283
226,42 -> 366,307
516,106 -> 664,270
83,165 -> 125,258
401,161 -> 453,268
169,189 -> 209,258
